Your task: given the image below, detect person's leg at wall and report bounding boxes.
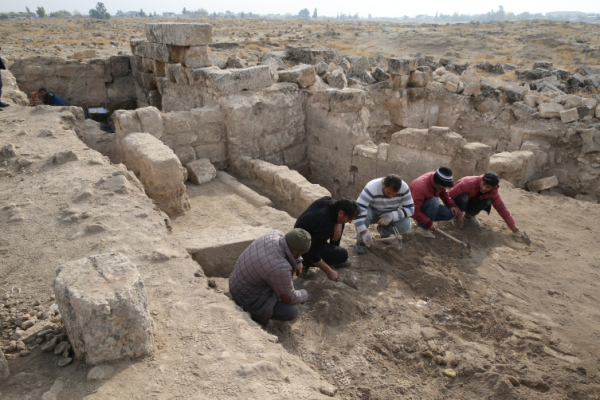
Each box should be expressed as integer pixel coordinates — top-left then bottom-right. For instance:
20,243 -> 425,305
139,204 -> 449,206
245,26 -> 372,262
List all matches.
271,301 -> 299,322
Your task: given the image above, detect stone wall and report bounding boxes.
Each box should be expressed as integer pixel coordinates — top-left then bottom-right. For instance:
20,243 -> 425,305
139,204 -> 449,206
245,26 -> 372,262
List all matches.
10,55 -> 135,110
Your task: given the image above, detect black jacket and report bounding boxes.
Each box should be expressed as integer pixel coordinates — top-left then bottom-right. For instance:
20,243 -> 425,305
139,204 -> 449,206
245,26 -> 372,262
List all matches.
294,196 -> 342,264
0,57 -> 5,70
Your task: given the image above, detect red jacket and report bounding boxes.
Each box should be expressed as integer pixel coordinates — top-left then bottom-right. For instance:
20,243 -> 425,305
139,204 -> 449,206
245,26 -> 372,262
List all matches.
409,172 -> 460,229
448,175 -> 515,228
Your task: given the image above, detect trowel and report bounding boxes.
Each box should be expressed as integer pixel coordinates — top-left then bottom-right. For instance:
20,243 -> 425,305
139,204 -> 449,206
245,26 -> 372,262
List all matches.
517,230 -> 531,246
338,275 -> 358,290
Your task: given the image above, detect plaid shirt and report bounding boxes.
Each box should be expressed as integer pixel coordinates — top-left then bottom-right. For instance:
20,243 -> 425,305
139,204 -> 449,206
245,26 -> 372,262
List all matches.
229,230 -> 308,323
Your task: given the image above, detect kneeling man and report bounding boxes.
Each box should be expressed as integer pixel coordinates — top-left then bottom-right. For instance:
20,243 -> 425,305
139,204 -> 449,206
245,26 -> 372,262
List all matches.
294,197 -> 360,281
229,229 -> 311,325
448,172 -> 520,233
409,167 -> 462,239
354,174 -> 414,254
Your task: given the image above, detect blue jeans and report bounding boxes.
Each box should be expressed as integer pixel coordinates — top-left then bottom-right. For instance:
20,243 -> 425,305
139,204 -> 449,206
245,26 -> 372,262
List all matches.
356,206 -> 412,243
418,197 -> 454,228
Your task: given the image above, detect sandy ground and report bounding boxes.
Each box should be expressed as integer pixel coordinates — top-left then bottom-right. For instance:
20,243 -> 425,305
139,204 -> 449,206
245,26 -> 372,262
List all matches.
1,17 -> 599,73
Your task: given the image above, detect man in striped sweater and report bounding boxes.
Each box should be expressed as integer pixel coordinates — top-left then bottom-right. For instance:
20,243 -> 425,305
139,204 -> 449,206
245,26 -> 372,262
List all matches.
354,174 -> 414,255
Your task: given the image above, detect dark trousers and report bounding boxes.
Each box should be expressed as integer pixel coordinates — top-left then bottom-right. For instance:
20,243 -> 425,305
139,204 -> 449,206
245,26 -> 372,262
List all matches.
319,243 -> 348,266
0,70 -> 3,98
271,301 -> 299,321
418,197 -> 454,229
454,193 -> 493,216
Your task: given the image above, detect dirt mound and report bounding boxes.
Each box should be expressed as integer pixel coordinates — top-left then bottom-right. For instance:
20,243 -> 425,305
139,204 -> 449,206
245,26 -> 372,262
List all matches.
311,289 -> 370,326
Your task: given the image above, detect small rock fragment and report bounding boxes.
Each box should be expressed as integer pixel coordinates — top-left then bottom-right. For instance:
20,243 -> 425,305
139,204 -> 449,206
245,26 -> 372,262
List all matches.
41,337 -> 58,352
444,369 -> 456,377
57,357 -> 72,367
507,375 -> 520,387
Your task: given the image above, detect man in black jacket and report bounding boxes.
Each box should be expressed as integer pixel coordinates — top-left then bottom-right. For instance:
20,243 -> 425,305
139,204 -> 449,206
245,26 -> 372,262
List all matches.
0,46 -> 10,109
294,197 -> 360,282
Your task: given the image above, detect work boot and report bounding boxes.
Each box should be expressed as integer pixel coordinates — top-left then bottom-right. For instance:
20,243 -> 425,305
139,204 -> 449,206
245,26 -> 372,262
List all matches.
464,214 -> 480,227
354,242 -> 367,255
331,260 -> 352,269
0,102 -> 9,108
416,226 -> 435,239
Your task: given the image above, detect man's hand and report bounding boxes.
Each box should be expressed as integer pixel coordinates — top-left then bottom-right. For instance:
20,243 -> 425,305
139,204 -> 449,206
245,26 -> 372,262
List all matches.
379,212 -> 394,226
511,225 -> 520,233
296,262 -> 303,277
326,269 -> 340,282
455,214 -> 464,228
450,207 -> 460,217
429,224 -> 438,232
361,232 -> 374,246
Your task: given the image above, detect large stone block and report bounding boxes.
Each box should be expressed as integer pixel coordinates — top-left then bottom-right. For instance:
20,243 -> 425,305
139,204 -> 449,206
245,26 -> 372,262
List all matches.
391,128 -> 428,149
183,46 -> 212,68
579,129 -> 600,154
538,102 -> 564,118
488,151 -> 535,188
310,88 -> 366,112
130,39 -> 152,58
146,23 -> 212,46
560,108 -> 579,124
527,176 -> 558,192
112,110 -> 141,140
121,132 -> 190,216
387,57 -> 417,75
150,43 -> 185,64
277,64 -> 317,88
54,253 -> 153,365
0,349 -> 9,381
135,106 -> 164,139
186,158 -> 217,185
165,63 -> 189,85
187,66 -> 272,94
109,55 -> 131,77
194,142 -> 228,167
157,79 -> 204,112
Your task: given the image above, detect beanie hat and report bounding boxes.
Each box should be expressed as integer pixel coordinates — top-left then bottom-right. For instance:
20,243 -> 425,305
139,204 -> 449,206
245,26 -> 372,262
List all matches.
285,228 -> 312,255
433,167 -> 454,187
482,172 -> 500,187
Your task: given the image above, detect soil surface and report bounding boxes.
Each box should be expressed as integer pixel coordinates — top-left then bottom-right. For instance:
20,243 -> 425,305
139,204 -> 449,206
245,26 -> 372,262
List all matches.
2,18 -> 599,73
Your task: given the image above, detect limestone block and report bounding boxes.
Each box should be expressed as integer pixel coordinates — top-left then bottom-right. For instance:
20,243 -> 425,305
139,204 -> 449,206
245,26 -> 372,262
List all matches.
527,176 -> 559,192
277,64 -> 317,88
81,119 -> 116,161
460,66 -> 481,96
217,170 -> 273,208
539,103 -> 564,118
389,73 -> 409,89
372,67 -> 389,82
106,76 -> 136,110
121,132 -> 190,216
0,349 -> 9,381
130,39 -> 152,58
151,43 -> 184,64
72,49 -> 97,61
54,253 -> 153,365
183,46 -> 212,68
512,102 -> 538,120
132,69 -> 157,91
560,108 -> 579,124
187,66 -> 272,94
145,23 -> 212,46
488,151 -> 535,188
310,88 -> 366,112
166,63 -> 189,85
424,126 -> 467,156
157,79 -> 204,112
524,95 -> 537,108
135,107 -> 164,139
392,128 -> 428,149
580,129 -> 600,154
597,104 -> 600,119
190,106 -> 226,144
353,142 -> 378,159
377,143 -> 389,161
445,81 -> 458,93
387,57 -> 417,75
409,70 -> 431,88
521,139 -> 550,168
577,105 -> 595,119
109,55 -> 131,77
186,158 -> 217,184
162,111 -> 195,134
112,110 -> 141,140
283,143 -> 307,167
325,69 -> 347,89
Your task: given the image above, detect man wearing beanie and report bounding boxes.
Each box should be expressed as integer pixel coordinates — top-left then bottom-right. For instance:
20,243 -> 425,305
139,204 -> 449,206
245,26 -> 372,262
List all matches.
409,167 -> 463,239
229,229 -> 311,325
448,172 -> 520,233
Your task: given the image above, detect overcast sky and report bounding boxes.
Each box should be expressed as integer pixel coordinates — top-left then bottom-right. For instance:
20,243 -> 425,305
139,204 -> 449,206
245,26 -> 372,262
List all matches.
4,0 -> 599,17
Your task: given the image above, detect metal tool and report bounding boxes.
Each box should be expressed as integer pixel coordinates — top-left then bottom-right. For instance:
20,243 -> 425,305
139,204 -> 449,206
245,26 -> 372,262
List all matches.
436,228 -> 472,254
373,223 -> 402,242
339,275 -> 358,290
517,230 -> 531,246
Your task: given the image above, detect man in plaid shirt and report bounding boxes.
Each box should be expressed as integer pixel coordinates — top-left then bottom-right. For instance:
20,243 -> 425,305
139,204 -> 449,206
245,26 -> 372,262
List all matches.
229,229 -> 311,325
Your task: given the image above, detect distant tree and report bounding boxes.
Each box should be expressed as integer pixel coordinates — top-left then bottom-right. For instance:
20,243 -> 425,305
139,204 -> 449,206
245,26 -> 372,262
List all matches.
0,14 -> 8,20
116,10 -> 124,16
89,2 -> 110,19
26,6 -> 31,13
368,13 -> 372,19
73,9 -> 82,16
182,7 -> 187,15
241,11 -> 245,18
36,7 -> 45,18
313,8 -> 317,19
196,8 -> 208,17
298,8 -> 310,19
139,9 -> 147,17
50,10 -> 72,18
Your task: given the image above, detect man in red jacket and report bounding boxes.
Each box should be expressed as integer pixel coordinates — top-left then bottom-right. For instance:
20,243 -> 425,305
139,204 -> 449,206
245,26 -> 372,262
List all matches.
409,167 -> 463,239
448,172 -> 520,233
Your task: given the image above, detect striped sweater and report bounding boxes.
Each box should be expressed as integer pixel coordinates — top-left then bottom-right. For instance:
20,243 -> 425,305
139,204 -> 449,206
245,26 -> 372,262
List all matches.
354,178 -> 415,233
